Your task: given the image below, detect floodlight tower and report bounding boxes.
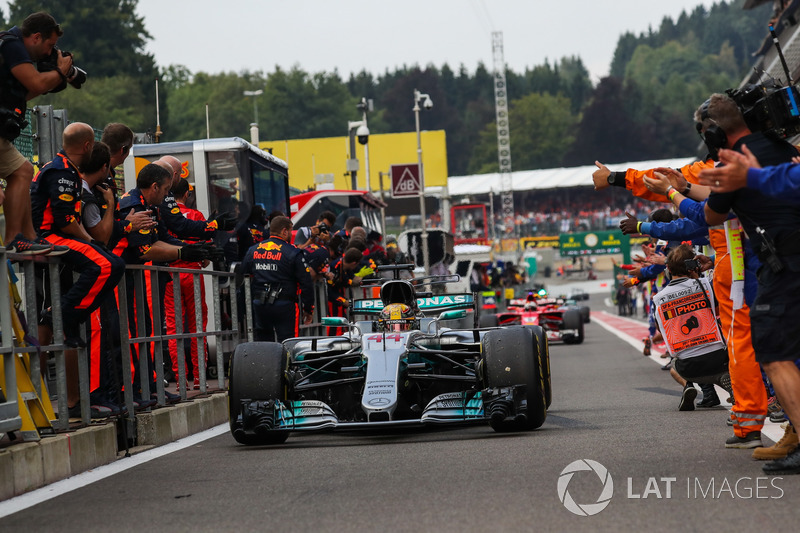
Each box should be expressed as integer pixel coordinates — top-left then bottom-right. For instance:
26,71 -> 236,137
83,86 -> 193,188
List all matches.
492,31 -> 515,239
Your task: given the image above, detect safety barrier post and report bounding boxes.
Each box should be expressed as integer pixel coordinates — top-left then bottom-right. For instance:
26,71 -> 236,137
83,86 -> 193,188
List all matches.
172,270 -> 186,399
0,248 -> 22,437
244,276 -> 254,342
193,272 -> 206,393
21,261 -> 39,394
48,259 -> 69,431
115,274 -> 136,436
220,277 -> 233,390
133,269 -> 150,404
148,269 -> 165,407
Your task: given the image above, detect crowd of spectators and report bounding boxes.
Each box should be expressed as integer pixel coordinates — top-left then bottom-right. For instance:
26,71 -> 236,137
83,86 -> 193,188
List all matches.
600,88 -> 800,476
422,188 -> 659,238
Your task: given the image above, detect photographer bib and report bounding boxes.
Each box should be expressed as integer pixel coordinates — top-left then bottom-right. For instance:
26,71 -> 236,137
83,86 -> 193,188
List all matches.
654,277 -> 725,360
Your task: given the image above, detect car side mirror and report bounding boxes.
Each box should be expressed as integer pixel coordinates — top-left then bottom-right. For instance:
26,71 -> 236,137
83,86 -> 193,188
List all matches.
322,316 -> 348,327
438,310 -> 466,321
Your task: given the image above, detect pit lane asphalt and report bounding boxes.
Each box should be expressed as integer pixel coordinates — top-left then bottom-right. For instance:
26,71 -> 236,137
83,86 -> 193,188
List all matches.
2,293 -> 798,531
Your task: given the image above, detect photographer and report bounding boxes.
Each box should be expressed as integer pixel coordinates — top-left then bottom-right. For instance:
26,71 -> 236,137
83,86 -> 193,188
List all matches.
294,211 -> 336,250
0,12 -> 76,254
655,245 -> 734,415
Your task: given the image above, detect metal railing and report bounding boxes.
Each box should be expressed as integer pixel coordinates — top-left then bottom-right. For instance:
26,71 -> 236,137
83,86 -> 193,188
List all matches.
116,263 -> 239,414
0,251 -> 70,437
0,254 -> 244,442
0,250 -> 334,444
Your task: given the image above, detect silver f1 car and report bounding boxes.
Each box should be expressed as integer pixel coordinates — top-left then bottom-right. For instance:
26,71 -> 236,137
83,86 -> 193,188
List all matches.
229,266 -> 552,445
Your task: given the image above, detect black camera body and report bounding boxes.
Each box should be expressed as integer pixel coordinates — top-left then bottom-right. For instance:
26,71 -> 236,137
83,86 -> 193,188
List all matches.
727,81 -> 800,140
683,258 -> 700,273
317,223 -> 329,234
0,106 -> 27,141
38,47 -> 87,89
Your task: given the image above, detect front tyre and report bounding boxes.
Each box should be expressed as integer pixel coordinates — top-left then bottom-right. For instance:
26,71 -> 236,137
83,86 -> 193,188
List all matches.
481,327 -> 547,431
525,325 -> 551,409
229,342 -> 290,445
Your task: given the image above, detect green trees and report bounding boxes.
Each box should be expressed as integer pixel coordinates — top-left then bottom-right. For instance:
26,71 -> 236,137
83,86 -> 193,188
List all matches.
1,0 -> 778,175
469,93 -> 579,174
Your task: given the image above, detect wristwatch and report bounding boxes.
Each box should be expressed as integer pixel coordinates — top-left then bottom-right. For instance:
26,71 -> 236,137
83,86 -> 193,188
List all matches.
681,182 -> 692,195
607,171 -> 625,187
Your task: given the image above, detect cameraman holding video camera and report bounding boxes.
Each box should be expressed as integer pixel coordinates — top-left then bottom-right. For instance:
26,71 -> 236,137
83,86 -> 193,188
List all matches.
0,12 -> 82,254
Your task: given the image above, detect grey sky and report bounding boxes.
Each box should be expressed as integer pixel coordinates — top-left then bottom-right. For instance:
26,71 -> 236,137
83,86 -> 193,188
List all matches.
132,0 -> 725,82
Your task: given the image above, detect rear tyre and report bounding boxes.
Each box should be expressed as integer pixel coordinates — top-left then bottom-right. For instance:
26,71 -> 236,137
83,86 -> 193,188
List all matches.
479,314 -> 499,328
229,342 -> 290,445
481,327 -> 547,431
562,309 -> 584,345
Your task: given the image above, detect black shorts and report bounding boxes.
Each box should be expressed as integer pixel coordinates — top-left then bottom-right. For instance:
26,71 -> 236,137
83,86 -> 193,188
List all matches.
750,257 -> 800,364
675,348 -> 728,380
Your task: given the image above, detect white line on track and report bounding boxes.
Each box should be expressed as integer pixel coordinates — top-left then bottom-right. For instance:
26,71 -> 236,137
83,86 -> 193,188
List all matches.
0,423 -> 228,518
592,311 -> 783,444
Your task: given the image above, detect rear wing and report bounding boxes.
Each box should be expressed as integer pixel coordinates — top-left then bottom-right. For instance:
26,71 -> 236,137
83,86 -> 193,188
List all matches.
352,293 -> 475,315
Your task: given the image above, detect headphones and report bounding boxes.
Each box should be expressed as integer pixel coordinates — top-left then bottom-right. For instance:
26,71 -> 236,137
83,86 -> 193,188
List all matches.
696,99 -> 727,160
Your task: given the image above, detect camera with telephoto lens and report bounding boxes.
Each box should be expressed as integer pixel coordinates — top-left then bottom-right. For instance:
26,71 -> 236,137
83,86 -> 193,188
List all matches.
38,47 -> 87,89
683,258 -> 700,273
317,223 -> 329,234
0,107 -> 28,141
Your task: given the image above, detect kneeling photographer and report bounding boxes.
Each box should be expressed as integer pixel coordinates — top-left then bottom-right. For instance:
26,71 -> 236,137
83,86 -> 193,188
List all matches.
654,244 -> 734,415
0,12 -> 85,253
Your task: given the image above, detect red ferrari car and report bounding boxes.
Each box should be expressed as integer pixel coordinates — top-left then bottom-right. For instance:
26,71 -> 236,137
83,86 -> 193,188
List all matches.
479,293 -> 587,344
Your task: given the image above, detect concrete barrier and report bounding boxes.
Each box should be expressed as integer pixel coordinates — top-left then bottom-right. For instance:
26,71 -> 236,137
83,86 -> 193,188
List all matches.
0,392 -> 228,500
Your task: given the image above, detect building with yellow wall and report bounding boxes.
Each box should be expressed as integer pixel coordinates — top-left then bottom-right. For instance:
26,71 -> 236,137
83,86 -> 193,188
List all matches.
260,130 -> 448,193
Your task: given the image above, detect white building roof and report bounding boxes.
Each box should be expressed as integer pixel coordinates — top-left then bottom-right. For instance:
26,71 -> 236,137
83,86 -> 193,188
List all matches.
445,156 -> 698,196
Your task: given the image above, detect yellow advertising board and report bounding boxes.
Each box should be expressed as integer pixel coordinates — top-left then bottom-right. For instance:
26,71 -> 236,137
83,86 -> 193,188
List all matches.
261,130 -> 448,192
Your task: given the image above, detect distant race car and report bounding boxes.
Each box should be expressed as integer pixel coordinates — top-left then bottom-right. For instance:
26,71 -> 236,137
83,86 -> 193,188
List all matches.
479,293 -> 589,345
229,265 -> 552,446
568,288 -> 590,301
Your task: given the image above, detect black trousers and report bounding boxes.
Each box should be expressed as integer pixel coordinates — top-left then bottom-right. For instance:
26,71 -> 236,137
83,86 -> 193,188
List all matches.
254,299 -> 297,342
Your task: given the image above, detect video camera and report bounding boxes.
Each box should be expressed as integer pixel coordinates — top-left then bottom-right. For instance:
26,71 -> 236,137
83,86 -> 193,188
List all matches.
727,81 -> 800,140
37,47 -> 87,90
727,24 -> 800,140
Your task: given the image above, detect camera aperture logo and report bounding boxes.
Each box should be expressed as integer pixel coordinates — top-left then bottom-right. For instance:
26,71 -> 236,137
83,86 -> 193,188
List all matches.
557,459 -> 614,516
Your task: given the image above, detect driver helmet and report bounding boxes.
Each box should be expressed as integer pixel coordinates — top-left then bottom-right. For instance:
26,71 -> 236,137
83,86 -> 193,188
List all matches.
380,303 -> 415,332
